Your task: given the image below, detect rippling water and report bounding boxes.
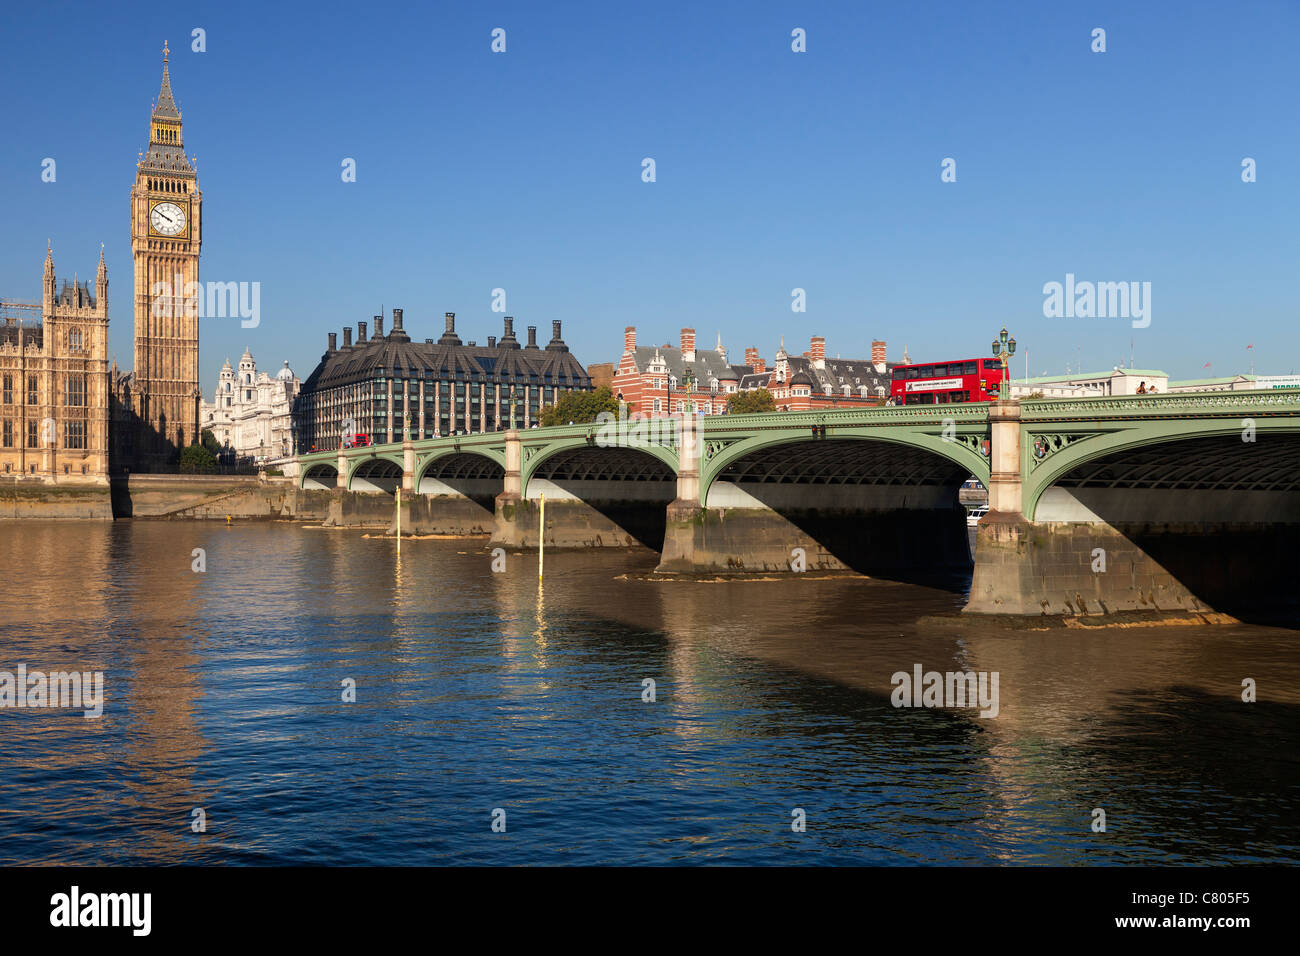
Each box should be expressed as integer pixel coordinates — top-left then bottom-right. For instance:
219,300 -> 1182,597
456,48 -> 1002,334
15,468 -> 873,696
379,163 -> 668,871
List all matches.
0,521 -> 1296,865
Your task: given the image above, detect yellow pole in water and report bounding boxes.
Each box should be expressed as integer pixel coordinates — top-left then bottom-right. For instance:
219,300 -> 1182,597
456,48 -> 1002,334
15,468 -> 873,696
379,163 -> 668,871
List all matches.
396,486 -> 401,555
538,493 -> 545,582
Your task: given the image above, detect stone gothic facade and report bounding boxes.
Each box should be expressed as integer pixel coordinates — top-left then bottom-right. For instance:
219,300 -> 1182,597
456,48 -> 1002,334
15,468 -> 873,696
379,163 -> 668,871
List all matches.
0,247 -> 112,482
112,42 -> 203,472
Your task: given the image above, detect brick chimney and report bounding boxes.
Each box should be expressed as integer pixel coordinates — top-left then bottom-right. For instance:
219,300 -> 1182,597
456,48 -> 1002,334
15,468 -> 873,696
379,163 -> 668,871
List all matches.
744,346 -> 758,367
374,313 -> 384,337
681,328 -> 696,363
439,312 -> 461,346
625,326 -> 636,353
357,321 -> 367,343
872,340 -> 887,372
328,332 -> 338,352
526,325 -> 538,348
810,335 -> 826,369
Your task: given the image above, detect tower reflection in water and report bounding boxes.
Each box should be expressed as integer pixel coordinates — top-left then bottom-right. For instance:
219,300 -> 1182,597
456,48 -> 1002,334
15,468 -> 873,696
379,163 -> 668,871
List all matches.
0,523 -> 1295,865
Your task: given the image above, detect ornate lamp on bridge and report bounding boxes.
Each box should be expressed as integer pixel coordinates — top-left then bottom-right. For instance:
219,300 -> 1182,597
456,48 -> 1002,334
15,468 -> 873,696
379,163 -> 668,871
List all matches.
991,327 -> 1017,400
681,369 -> 696,414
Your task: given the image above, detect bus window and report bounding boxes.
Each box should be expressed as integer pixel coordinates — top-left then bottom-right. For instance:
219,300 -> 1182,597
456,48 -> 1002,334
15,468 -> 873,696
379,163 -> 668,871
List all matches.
963,361 -> 977,375
932,364 -> 947,377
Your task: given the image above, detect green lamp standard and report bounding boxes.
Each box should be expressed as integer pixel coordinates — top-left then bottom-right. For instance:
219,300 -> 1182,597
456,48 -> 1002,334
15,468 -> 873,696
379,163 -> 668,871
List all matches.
681,369 -> 696,414
991,327 -> 1017,400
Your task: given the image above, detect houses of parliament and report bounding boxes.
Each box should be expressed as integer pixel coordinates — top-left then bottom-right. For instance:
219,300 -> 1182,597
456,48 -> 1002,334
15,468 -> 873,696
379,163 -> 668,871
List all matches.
0,44 -> 202,480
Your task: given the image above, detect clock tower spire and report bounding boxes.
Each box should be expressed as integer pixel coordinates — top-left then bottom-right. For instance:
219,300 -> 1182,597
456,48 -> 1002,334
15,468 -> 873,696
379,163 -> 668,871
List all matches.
127,41 -> 202,469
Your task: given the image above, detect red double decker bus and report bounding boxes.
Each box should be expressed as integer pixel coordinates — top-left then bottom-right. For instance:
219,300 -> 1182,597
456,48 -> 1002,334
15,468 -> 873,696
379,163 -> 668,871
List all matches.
890,358 -> 1005,405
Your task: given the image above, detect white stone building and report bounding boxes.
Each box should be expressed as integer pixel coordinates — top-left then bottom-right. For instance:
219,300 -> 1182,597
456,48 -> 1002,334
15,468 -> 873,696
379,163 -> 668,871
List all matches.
201,348 -> 299,463
1012,368 -> 1299,398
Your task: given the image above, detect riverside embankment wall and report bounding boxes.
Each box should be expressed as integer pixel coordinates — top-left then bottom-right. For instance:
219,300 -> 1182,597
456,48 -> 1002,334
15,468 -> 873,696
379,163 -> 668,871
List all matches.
0,476 -> 333,521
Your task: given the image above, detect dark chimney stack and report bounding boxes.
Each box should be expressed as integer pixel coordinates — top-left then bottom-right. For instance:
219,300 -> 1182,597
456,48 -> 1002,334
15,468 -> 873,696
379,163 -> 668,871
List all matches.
328,332 -> 338,352
526,325 -> 538,348
393,308 -> 404,331
488,335 -> 497,348
499,316 -> 519,349
438,312 -> 462,346
546,320 -> 567,351
343,327 -> 353,347
357,321 -> 367,343
374,314 -> 384,337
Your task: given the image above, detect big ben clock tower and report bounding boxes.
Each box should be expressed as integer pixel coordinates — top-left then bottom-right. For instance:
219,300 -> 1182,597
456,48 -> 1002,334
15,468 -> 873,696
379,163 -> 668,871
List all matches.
130,41 -> 202,464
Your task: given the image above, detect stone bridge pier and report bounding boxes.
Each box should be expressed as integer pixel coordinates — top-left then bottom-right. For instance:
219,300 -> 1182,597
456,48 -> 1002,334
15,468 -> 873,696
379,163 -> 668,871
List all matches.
490,428 -> 676,551
966,395 -> 1300,620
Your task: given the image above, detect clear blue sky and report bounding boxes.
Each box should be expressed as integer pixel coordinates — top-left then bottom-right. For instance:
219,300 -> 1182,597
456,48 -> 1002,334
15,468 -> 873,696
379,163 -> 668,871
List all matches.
2,0 -> 1297,383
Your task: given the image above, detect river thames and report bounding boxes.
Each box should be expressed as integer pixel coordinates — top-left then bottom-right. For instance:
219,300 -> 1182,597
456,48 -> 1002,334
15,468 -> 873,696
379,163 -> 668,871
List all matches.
0,521 -> 1296,865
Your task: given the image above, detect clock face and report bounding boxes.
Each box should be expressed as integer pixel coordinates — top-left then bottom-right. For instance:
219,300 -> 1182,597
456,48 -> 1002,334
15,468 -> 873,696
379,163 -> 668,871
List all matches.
150,201 -> 187,237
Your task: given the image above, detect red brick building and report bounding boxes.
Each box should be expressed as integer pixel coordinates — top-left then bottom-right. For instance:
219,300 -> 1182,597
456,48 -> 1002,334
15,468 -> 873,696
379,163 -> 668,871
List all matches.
739,337 -> 893,411
611,327 -> 893,415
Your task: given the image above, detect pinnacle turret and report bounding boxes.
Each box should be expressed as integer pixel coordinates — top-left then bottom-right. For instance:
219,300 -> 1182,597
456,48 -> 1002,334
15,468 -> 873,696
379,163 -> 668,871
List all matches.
153,41 -> 181,120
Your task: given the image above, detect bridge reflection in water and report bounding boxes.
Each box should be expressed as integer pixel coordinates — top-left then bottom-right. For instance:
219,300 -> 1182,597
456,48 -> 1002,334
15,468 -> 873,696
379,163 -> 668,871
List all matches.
2,523 -> 1296,864
298,390 -> 1300,623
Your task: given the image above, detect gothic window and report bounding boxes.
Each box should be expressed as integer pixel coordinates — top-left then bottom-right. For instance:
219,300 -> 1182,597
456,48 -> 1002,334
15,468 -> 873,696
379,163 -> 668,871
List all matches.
64,421 -> 85,450
67,328 -> 83,350
65,375 -> 86,407
2,375 -> 11,404
1,420 -> 11,447
26,420 -> 38,448
26,376 -> 38,405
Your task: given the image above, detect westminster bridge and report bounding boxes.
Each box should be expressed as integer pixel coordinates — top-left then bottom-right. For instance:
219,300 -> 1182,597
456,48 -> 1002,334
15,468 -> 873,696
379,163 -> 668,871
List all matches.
295,390 -> 1300,618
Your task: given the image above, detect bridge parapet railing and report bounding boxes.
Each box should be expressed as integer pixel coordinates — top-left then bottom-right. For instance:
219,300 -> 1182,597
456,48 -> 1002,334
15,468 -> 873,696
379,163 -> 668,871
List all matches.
1020,388 -> 1300,421
698,403 -> 992,433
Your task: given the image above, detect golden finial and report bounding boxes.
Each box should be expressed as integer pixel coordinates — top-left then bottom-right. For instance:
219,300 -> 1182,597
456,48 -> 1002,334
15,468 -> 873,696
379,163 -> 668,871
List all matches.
163,41 -> 170,64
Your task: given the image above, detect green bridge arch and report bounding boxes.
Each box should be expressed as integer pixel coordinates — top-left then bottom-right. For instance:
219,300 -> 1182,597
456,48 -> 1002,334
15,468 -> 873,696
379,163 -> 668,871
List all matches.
699,429 -> 990,505
518,428 -> 681,498
1018,391 -> 1300,521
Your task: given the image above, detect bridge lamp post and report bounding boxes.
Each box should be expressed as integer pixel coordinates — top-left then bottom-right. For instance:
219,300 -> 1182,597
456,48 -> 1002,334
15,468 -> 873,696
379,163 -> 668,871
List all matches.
991,327 -> 1017,400
681,369 -> 696,414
